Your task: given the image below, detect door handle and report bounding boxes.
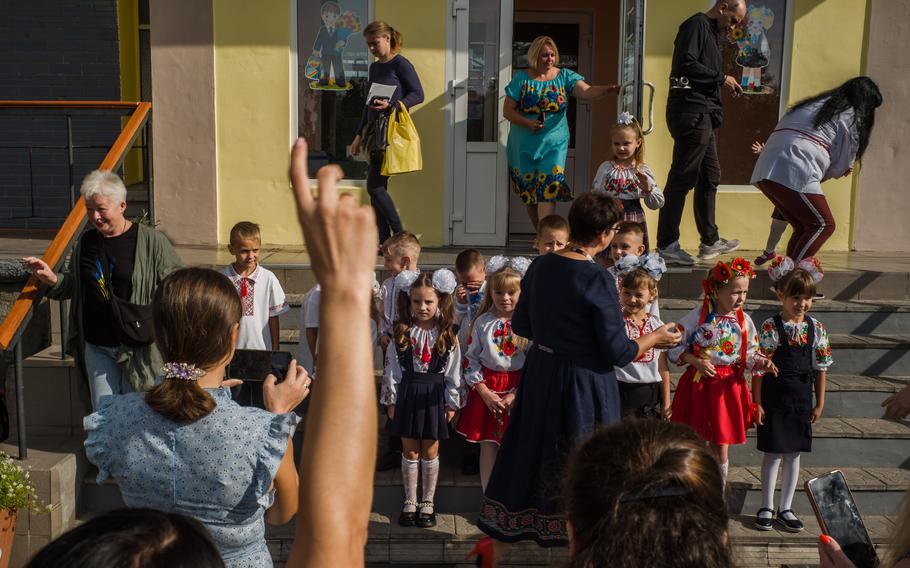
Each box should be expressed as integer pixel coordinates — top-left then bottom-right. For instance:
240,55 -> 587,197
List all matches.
641,81 -> 655,135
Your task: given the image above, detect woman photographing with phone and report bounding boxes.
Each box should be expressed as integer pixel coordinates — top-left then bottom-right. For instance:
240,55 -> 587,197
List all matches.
350,21 -> 424,245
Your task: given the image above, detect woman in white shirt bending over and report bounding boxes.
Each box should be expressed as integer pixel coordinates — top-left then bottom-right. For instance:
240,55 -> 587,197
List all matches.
751,77 -> 881,260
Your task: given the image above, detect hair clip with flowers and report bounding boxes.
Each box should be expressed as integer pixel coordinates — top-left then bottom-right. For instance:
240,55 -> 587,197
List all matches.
768,255 -> 824,283
615,253 -> 667,281
617,111 -> 635,125
161,362 -> 205,381
485,255 -> 532,278
702,257 -> 756,297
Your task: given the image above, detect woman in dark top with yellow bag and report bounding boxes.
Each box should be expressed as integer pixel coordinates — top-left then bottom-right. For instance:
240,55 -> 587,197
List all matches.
350,21 -> 424,245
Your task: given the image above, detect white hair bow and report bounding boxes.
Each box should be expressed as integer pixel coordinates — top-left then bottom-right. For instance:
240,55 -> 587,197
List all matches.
393,270 -> 420,292
485,255 -> 532,278
767,256 -> 824,283
617,111 -> 635,125
615,253 -> 667,281
431,268 -> 458,295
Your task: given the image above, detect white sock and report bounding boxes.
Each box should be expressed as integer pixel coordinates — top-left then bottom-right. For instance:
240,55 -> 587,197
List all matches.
779,453 -> 801,517
760,453 -> 782,517
479,442 -> 499,493
401,456 -> 419,513
420,457 -> 440,513
719,461 -> 729,488
765,218 -> 788,253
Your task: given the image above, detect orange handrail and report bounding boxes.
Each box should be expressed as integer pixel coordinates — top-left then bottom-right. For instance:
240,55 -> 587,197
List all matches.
0,101 -> 151,350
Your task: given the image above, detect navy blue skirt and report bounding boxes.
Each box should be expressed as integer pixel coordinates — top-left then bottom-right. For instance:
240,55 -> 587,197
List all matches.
390,372 -> 449,441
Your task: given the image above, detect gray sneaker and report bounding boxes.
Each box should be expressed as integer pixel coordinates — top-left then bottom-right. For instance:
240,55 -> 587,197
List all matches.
658,242 -> 695,266
697,237 -> 740,260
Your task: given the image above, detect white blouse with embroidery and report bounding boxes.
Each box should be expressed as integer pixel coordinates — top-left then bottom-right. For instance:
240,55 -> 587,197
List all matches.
668,306 -> 762,372
592,161 -> 665,208
616,314 -> 665,384
381,326 -> 462,409
462,312 -> 529,388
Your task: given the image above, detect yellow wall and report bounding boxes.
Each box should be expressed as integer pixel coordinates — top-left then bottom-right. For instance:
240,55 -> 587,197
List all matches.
214,0 -> 299,245
642,0 -> 868,251
375,0 -> 448,246
117,0 -> 143,184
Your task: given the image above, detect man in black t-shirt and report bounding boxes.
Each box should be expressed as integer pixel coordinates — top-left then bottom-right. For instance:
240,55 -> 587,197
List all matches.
657,0 -> 747,265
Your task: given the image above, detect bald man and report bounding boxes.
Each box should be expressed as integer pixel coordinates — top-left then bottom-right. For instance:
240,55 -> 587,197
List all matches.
657,0 -> 747,265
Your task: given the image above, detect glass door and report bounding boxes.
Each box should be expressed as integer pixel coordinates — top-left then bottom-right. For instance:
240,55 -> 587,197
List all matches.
618,0 -> 654,134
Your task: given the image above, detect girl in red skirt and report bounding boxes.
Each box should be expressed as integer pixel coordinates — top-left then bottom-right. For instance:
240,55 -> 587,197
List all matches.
670,257 -> 778,486
456,256 -> 531,491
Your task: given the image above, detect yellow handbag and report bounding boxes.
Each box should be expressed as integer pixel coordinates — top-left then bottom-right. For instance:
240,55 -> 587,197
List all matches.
381,102 -> 422,176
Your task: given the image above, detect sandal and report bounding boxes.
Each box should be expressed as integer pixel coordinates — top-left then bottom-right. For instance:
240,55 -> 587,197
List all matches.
416,500 -> 436,528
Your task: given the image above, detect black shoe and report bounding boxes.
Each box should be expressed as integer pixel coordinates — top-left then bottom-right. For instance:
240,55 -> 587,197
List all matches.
398,501 -> 418,527
376,450 -> 400,472
754,508 -> 775,531
415,501 -> 436,528
777,509 -> 804,533
461,451 -> 480,476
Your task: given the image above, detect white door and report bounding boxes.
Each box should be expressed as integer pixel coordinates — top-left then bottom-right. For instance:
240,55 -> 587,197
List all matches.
508,12 -> 594,235
617,0 -> 655,134
450,0 -> 513,247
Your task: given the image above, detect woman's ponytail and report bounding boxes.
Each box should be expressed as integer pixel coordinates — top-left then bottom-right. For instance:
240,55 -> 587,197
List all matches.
145,381 -> 216,425
364,21 -> 403,53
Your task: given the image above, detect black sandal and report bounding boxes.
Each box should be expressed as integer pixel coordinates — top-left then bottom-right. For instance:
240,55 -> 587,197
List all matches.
777,509 -> 804,533
398,500 -> 418,527
754,507 -> 775,531
416,501 -> 436,528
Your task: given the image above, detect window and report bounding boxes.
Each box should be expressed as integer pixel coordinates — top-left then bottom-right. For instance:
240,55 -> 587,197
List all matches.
716,0 -> 790,187
297,0 -> 371,179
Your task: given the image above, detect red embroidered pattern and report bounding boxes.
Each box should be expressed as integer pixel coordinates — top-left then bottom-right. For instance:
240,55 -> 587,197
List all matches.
231,278 -> 255,316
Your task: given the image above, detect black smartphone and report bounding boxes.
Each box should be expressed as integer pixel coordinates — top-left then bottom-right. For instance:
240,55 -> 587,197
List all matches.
805,470 -> 879,568
227,349 -> 293,382
368,95 -> 389,107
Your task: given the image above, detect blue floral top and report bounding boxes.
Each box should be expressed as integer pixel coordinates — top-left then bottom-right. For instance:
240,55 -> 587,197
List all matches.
84,387 -> 299,568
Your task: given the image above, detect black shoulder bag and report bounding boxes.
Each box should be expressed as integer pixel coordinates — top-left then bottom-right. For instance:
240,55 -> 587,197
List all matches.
101,249 -> 155,348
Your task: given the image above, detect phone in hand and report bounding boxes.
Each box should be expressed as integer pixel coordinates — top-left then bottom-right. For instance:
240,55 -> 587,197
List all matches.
368,95 -> 390,107
805,470 -> 879,568
227,350 -> 293,383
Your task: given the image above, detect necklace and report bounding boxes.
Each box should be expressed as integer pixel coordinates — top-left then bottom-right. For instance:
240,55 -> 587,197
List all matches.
567,244 -> 596,263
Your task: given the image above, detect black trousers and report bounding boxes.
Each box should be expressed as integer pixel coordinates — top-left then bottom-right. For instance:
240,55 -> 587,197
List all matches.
656,111 -> 721,249
368,150 -> 404,244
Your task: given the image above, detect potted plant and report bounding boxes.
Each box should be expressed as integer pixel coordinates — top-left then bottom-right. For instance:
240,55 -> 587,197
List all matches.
0,452 -> 47,567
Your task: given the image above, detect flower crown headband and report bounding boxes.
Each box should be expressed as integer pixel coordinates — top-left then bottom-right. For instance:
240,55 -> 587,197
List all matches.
702,257 -> 756,297
485,255 -> 532,278
394,268 -> 458,295
617,111 -> 635,125
767,255 -> 824,284
615,253 -> 667,282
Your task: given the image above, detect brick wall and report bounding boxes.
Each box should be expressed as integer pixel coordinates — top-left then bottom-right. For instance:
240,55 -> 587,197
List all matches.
0,1 -> 122,231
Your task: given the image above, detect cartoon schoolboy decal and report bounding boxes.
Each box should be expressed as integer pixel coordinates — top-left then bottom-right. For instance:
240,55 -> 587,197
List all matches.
307,1 -> 361,92
730,5 -> 774,94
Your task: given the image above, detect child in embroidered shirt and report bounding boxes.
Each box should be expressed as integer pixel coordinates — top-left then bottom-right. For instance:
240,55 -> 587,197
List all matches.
753,256 -> 830,533
456,256 -> 531,491
533,214 -> 569,256
454,249 -> 486,348
613,253 -> 671,419
592,113 -> 664,251
670,257 -> 777,486
606,222 -> 660,319
381,270 -> 462,529
379,231 -> 421,352
221,222 -> 290,405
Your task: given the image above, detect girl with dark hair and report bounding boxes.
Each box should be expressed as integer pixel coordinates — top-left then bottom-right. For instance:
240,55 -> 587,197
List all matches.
751,76 -> 883,260
472,192 -> 681,564
564,420 -> 734,568
27,508 -> 225,568
83,267 -> 312,568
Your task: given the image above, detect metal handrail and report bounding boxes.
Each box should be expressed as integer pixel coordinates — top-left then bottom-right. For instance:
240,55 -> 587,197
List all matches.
0,100 -> 152,458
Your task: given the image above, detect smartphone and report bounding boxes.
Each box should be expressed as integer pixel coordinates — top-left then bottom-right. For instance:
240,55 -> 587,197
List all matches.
227,349 -> 293,383
368,95 -> 390,107
805,470 -> 879,568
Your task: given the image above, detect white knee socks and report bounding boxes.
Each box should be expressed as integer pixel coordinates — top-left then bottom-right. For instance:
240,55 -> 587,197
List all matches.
401,456 -> 419,513
760,452 -> 801,516
766,218 -> 788,253
719,461 -> 729,488
420,457 -> 440,514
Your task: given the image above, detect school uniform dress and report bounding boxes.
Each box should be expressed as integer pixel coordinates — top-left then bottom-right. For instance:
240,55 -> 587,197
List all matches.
592,161 -> 665,250
616,314 -> 666,418
670,306 -> 761,445
381,327 -> 462,440
456,312 -> 529,445
478,254 -> 638,547
756,315 -> 832,453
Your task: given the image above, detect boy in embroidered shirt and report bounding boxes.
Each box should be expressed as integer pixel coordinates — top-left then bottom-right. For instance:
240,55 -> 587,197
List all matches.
533,214 -> 569,256
379,231 -> 421,352
454,249 -> 486,348
221,222 -> 290,404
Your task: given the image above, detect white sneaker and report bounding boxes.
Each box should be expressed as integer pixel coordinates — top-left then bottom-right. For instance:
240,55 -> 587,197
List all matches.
697,237 -> 740,260
658,242 -> 695,266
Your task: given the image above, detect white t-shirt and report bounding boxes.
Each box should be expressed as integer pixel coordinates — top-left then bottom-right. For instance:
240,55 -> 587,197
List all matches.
615,314 -> 665,384
221,265 -> 289,350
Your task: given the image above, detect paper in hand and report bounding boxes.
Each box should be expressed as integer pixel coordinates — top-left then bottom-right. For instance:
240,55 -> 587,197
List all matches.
366,83 -> 396,106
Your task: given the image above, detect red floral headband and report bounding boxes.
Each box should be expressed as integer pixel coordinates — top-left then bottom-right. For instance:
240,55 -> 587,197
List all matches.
702,257 -> 756,296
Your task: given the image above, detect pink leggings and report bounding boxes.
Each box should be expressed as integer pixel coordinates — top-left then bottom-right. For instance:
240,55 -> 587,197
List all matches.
755,179 -> 835,260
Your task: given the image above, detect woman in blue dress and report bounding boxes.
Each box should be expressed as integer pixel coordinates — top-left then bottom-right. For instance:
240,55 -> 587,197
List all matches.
504,35 -> 620,229
471,192 -> 682,564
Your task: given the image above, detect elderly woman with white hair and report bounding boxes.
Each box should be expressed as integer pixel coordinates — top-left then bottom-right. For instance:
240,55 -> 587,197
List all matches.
24,170 -> 181,410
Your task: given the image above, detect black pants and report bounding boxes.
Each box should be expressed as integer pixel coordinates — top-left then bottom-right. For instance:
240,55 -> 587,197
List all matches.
318,52 -> 346,86
368,150 -> 404,244
657,111 -> 721,248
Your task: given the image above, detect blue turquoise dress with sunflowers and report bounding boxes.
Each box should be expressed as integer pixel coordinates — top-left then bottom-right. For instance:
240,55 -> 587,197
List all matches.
505,67 -> 583,205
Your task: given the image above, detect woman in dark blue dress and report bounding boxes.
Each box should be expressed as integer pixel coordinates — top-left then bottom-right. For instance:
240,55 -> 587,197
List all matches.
473,192 -> 681,561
